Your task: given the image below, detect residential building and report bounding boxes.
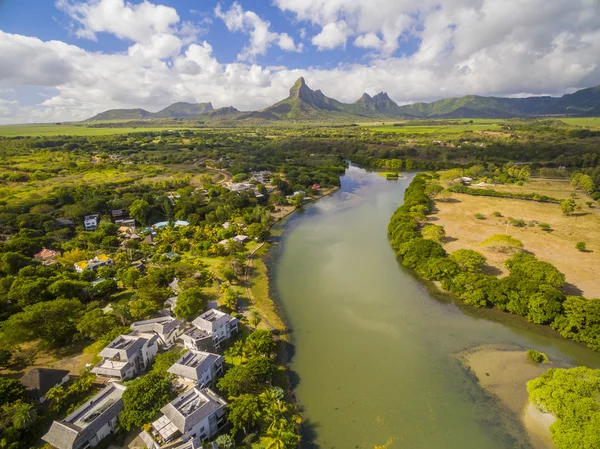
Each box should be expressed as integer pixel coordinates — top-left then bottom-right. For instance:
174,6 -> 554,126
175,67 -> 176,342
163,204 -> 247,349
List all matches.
34,248 -> 60,266
20,368 -> 70,403
232,235 -> 248,244
191,309 -> 238,351
180,326 -> 214,352
42,382 -> 126,449
130,316 -> 185,347
227,182 -> 254,192
140,388 -> 227,449
83,214 -> 99,231
167,350 -> 224,387
91,334 -> 158,380
110,210 -> 124,220
74,254 -> 114,273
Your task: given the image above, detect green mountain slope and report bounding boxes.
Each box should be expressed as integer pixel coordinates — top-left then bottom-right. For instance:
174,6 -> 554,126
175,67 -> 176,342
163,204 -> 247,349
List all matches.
88,108 -> 151,121
152,102 -> 214,118
86,80 -> 600,122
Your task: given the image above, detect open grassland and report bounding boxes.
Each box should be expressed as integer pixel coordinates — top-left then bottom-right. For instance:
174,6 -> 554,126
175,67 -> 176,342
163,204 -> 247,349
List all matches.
559,117 -> 600,129
0,123 -> 192,137
478,179 -> 576,201
433,180 -> 600,298
364,122 -> 503,134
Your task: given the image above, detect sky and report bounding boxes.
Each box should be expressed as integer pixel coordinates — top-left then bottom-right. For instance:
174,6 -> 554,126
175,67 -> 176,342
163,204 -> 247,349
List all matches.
0,0 -> 600,124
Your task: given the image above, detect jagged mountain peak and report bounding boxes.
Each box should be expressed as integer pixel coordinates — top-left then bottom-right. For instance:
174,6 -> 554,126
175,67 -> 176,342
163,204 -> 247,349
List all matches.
373,92 -> 391,101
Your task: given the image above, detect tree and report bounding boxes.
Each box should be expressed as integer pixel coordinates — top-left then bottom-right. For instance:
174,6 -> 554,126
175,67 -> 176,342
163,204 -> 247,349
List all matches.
129,199 -> 151,226
173,287 -> 208,321
120,372 -> 174,430
1,252 -> 32,275
0,349 -> 12,368
397,238 -> 446,269
119,267 -> 141,288
215,434 -> 236,449
11,402 -> 37,430
228,394 -> 261,435
217,357 -> 275,397
250,309 -> 262,329
246,223 -> 270,241
151,349 -> 184,376
45,385 -> 66,413
128,297 -> 161,321
0,378 -> 25,406
76,308 -> 119,340
1,298 -> 83,346
576,241 -> 586,251
448,249 -> 486,273
226,340 -> 245,365
560,198 -> 576,216
421,225 -> 445,243
246,329 -> 276,358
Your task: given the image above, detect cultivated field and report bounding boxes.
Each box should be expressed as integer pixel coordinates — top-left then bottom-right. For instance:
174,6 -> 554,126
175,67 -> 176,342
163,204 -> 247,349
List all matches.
559,117 -> 600,129
433,180 -> 600,298
363,122 -> 502,134
0,123 -> 193,137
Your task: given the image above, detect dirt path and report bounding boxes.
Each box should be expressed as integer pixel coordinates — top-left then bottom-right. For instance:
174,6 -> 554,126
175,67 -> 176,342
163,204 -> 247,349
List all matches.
205,166 -> 232,184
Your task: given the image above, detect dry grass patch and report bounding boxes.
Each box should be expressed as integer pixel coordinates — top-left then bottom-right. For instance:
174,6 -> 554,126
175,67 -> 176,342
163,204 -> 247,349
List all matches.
434,190 -> 600,298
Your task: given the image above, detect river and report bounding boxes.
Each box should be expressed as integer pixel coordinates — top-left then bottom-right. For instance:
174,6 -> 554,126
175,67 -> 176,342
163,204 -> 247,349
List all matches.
267,164 -> 600,449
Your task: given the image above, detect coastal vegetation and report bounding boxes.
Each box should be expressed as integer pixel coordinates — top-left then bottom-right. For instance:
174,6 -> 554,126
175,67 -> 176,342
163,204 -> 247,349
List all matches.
527,367 -> 600,449
388,173 -> 600,350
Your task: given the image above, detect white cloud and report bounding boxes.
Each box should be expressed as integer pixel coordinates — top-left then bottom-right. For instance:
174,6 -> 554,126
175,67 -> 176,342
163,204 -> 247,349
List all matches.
354,33 -> 383,50
312,21 -> 351,50
1,0 -> 600,124
215,2 -> 302,61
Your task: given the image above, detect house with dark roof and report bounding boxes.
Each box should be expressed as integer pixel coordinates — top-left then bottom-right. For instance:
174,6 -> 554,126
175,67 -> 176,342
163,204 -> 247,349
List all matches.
167,350 -> 224,387
20,368 -> 70,403
130,316 -> 185,347
180,326 -> 214,352
91,334 -> 158,380
140,388 -> 227,449
42,382 -> 126,449
191,309 -> 238,351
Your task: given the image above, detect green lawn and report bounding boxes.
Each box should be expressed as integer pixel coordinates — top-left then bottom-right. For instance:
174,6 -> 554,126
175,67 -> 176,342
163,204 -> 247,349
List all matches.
559,117 -> 600,129
0,124 -> 193,137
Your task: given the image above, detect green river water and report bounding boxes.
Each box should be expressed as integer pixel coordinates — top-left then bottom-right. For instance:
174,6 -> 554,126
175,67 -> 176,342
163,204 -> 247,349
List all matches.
268,165 -> 600,449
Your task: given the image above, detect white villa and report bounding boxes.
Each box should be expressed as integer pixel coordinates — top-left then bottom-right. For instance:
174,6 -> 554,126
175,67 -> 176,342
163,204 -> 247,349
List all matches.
83,214 -> 99,231
167,350 -> 224,387
42,382 -> 126,449
91,334 -> 159,380
190,309 -> 239,351
130,316 -> 185,347
140,388 -> 227,449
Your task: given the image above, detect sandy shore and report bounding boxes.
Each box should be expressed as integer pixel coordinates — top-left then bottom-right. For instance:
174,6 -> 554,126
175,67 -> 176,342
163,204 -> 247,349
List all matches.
458,344 -> 557,449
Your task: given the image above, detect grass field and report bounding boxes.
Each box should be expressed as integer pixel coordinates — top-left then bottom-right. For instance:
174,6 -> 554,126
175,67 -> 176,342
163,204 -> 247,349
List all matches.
363,123 -> 503,134
433,179 -> 600,298
0,123 -> 192,137
559,117 -> 600,129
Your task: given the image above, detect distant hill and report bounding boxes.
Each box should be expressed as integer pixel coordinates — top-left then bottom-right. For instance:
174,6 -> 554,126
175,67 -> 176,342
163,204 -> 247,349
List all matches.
153,102 -> 214,118
88,108 -> 151,121
86,80 -> 600,122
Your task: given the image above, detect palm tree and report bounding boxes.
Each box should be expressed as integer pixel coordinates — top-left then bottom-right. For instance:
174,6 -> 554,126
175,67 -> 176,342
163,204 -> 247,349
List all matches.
230,340 -> 244,365
250,309 -> 262,329
45,385 -> 65,413
12,402 -> 38,429
263,420 -> 298,449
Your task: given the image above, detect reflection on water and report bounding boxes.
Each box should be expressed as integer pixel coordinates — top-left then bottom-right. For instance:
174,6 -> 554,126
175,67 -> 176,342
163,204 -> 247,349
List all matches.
268,165 -> 600,449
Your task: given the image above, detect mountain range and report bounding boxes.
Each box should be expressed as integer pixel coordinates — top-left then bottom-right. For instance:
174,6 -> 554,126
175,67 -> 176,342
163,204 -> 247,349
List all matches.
87,78 -> 600,122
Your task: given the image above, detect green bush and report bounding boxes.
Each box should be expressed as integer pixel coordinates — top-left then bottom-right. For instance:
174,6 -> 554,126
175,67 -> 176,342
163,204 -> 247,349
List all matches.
575,241 -> 586,251
474,213 -> 486,220
526,350 -> 548,363
492,211 -> 503,217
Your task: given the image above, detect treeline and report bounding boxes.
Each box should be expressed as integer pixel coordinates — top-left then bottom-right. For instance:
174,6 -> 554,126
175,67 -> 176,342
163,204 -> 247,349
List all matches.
449,184 -> 560,203
388,174 -> 600,351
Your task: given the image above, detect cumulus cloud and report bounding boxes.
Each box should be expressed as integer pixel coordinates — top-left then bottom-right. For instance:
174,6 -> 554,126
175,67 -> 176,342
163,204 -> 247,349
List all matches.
312,21 -> 351,50
215,2 -> 302,61
1,0 -> 600,124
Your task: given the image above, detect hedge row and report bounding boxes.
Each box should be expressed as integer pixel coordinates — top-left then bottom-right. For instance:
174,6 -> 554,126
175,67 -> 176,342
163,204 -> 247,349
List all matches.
449,184 -> 560,203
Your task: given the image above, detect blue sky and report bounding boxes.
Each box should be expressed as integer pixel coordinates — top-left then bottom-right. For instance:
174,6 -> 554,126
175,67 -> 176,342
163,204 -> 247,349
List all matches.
0,0 -> 599,123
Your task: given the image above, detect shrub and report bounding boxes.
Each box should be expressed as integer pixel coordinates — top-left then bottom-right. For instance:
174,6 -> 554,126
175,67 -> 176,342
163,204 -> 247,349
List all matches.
481,234 -> 524,253
492,211 -> 503,217
508,217 -> 526,227
526,350 -> 548,363
474,213 -> 486,220
575,241 -> 586,251
538,223 -> 552,231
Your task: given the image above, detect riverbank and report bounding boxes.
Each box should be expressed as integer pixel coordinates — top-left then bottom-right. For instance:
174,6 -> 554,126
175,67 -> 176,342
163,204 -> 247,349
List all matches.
458,345 -> 557,449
